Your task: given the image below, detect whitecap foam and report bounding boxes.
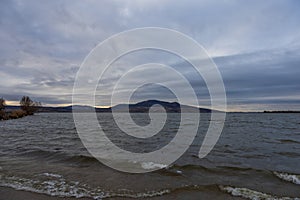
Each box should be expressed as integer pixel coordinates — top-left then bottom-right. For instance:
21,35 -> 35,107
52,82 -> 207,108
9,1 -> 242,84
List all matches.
274,172 -> 300,185
41,172 -> 62,178
0,174 -> 171,199
220,185 -> 300,200
0,174 -> 96,199
141,162 -> 168,170
102,189 -> 170,199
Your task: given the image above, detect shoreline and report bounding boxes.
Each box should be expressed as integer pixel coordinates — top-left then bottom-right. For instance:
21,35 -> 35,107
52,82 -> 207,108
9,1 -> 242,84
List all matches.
0,186 -> 92,200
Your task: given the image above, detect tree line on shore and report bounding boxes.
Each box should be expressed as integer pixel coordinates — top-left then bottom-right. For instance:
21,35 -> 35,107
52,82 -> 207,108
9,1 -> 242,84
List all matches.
0,96 -> 41,120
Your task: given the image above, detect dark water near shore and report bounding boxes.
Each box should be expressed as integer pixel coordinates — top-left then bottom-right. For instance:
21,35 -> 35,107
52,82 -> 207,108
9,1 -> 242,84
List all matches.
0,113 -> 300,199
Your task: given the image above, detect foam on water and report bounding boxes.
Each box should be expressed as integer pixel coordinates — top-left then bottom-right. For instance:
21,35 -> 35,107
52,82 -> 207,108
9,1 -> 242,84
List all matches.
0,173 -> 96,199
274,172 -> 300,185
220,185 -> 300,200
0,173 -> 171,199
41,172 -> 62,178
141,161 -> 168,170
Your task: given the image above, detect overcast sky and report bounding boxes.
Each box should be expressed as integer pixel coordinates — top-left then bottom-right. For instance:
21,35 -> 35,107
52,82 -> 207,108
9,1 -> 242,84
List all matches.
1,0 -> 300,111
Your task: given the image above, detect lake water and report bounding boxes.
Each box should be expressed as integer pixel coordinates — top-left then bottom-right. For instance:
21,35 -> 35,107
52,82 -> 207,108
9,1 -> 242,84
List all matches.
0,113 -> 300,199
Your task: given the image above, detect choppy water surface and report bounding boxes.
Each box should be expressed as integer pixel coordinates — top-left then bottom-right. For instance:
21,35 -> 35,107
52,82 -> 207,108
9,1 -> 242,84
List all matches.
0,113 -> 300,199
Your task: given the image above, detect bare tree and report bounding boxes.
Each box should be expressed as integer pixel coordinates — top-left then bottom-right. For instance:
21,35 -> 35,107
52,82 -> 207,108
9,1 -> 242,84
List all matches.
20,96 -> 41,115
0,98 -> 5,120
0,98 -> 5,111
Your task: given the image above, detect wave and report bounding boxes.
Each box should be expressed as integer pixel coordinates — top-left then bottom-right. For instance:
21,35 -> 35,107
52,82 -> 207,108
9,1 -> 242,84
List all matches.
220,185 -> 300,200
153,164 -> 213,177
216,165 -> 264,172
278,139 -> 300,144
0,173 -> 172,199
155,164 -> 272,178
18,149 -> 99,165
16,149 -> 261,174
274,171 -> 300,185
4,170 -> 299,200
41,172 -> 62,178
18,149 -> 66,159
63,154 -> 98,164
0,173 -> 93,199
169,164 -> 213,171
140,162 -> 167,170
169,164 -> 267,174
0,172 -> 223,199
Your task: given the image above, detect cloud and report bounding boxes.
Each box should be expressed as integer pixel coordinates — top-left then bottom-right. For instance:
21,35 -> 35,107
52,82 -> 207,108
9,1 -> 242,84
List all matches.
0,0 -> 300,111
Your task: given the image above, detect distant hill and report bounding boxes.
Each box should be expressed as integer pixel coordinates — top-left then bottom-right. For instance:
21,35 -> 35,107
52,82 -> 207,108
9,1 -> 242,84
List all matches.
112,99 -> 212,113
263,110 -> 300,113
6,100 -> 216,113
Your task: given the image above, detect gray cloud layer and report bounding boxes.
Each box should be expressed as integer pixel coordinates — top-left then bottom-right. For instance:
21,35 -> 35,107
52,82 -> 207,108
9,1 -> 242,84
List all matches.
0,0 -> 300,111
